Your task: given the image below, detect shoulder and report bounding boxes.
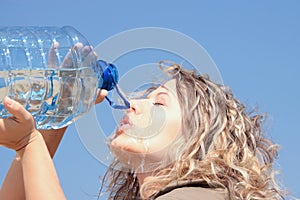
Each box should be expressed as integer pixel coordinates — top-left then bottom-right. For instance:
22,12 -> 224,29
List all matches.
154,186 -> 228,200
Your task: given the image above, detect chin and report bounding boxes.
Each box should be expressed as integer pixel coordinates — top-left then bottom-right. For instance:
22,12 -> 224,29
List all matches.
111,134 -> 139,153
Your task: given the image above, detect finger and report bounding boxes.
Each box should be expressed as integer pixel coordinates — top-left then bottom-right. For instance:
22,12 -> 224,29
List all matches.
3,97 -> 33,123
62,43 -> 83,68
48,42 -> 59,67
81,46 -> 96,66
95,89 -> 108,104
81,45 -> 92,58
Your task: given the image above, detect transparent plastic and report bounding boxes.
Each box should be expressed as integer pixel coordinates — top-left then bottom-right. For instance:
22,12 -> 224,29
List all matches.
0,26 -> 129,129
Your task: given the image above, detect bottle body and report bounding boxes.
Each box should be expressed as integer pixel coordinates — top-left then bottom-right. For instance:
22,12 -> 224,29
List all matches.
0,26 -> 101,129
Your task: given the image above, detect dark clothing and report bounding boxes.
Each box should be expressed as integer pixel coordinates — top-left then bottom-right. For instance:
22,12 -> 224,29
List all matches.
151,180 -> 228,200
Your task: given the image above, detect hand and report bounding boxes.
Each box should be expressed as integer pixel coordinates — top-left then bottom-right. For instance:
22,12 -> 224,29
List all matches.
48,42 -> 97,69
38,43 -> 108,156
41,42 -> 107,143
48,41 -> 107,104
0,97 -> 39,151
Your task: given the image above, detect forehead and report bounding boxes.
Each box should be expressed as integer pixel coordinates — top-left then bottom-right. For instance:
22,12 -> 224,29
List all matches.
163,79 -> 176,91
136,79 -> 178,99
153,79 -> 177,96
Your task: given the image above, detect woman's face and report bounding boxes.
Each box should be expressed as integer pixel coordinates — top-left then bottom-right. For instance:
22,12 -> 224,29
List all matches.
110,79 -> 182,170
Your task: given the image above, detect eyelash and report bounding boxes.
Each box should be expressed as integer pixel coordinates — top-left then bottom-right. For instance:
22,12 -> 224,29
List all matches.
151,92 -> 168,106
153,102 -> 164,106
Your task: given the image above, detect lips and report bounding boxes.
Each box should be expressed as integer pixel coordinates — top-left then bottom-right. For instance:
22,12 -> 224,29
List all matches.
116,115 -> 132,135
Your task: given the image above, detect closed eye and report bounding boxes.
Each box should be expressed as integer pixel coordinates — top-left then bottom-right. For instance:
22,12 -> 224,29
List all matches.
153,102 -> 164,106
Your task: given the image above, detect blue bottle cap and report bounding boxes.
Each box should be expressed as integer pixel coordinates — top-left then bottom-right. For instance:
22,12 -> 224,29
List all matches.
97,60 -> 119,91
97,60 -> 130,109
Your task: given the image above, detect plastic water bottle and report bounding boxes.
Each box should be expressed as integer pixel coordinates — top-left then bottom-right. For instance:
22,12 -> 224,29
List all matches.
0,26 -> 129,129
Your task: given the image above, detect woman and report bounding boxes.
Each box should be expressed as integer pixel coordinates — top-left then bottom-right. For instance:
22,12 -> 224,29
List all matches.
100,61 -> 286,199
0,62 -> 285,199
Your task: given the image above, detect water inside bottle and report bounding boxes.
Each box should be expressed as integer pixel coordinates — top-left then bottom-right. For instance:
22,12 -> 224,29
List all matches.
0,67 -> 99,129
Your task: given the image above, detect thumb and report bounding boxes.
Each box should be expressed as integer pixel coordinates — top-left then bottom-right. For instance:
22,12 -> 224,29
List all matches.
95,89 -> 108,104
3,97 -> 31,122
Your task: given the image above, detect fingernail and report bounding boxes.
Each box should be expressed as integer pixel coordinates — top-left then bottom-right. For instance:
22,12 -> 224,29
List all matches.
5,96 -> 13,106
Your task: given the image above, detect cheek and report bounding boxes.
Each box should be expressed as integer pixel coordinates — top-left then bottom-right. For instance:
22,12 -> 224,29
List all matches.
146,112 -> 182,152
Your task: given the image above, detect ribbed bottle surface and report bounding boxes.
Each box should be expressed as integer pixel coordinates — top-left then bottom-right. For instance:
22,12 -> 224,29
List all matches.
0,26 -> 100,129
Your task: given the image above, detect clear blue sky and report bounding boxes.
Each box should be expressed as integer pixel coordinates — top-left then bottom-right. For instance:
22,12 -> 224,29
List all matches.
0,1 -> 299,199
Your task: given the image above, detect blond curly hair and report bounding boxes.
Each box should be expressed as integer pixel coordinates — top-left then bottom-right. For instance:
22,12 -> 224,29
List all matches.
100,61 -> 286,200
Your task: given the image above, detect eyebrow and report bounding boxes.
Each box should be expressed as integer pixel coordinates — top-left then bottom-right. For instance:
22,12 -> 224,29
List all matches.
160,84 -> 169,91
155,86 -> 171,99
146,84 -> 170,99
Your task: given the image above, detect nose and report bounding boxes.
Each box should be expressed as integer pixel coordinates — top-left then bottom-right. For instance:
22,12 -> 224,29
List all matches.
127,99 -> 148,115
127,99 -> 139,114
